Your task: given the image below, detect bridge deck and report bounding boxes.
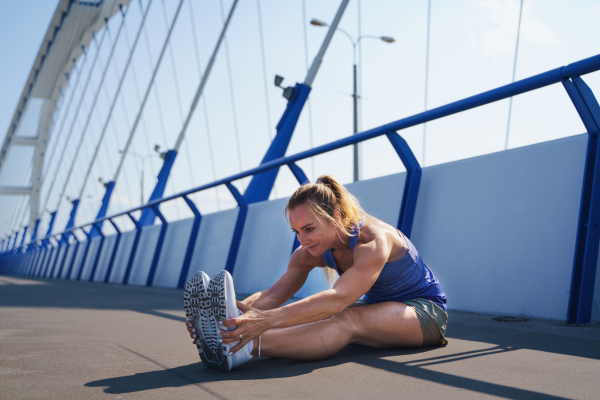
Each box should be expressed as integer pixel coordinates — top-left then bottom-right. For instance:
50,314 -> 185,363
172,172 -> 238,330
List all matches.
0,275 -> 598,399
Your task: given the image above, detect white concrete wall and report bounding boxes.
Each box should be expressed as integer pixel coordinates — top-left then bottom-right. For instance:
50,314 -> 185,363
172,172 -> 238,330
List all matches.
45,248 -> 58,278
232,198 -> 295,295
411,134 -> 587,321
153,218 -> 194,288
185,208 -> 239,282
59,244 -> 76,279
79,236 -> 102,281
51,246 -> 67,278
107,230 -> 137,284
25,133 -> 599,322
68,241 -> 88,280
92,235 -> 117,282
127,225 -> 161,286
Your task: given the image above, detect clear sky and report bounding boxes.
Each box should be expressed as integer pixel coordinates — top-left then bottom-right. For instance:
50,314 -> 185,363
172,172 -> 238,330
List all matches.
1,0 -> 600,236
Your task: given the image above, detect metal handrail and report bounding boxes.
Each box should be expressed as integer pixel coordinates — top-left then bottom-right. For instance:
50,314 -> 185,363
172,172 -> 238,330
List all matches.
6,53 -> 600,252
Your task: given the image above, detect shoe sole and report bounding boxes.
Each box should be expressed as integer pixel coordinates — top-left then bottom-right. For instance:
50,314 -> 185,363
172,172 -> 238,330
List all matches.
208,271 -> 237,371
183,271 -> 218,369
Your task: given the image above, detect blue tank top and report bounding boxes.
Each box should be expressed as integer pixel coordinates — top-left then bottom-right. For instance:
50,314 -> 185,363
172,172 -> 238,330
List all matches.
321,221 -> 447,311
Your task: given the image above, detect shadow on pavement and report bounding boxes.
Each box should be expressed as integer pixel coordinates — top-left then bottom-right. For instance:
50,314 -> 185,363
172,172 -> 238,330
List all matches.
86,344 -> 571,399
3,273 -> 600,400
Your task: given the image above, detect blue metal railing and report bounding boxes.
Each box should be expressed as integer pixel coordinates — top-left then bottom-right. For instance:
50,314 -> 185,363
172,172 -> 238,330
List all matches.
2,53 -> 600,324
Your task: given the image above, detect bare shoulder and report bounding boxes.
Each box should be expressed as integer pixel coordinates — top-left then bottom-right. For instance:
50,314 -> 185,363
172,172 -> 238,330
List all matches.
357,219 -> 406,261
290,244 -> 326,269
358,218 -> 395,243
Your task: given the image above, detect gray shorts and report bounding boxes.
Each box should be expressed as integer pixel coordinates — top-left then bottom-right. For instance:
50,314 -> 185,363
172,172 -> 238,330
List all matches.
355,297 -> 448,347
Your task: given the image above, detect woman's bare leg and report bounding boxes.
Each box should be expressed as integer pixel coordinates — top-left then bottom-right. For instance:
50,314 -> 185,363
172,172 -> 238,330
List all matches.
254,302 -> 423,360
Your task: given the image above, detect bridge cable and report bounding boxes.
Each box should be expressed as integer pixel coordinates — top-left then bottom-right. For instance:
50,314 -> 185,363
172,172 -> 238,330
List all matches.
504,0 -> 524,150
301,0 -> 316,181
138,0 -> 181,219
117,13 -> 150,212
40,49 -> 92,215
40,1 -> 92,188
138,0 -> 182,216
187,0 -> 221,210
26,1 -> 90,222
256,0 -> 277,198
47,1 -> 118,224
112,0 -> 187,221
219,0 -> 245,191
160,0 -> 198,209
76,7 -> 132,203
47,0 -> 120,213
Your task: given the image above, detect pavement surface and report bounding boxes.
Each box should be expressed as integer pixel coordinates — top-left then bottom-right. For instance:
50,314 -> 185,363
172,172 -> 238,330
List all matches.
0,274 -> 599,400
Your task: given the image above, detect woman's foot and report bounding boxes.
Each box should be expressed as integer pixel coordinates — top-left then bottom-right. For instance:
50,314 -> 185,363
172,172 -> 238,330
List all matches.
183,271 -> 219,368
209,271 -> 253,371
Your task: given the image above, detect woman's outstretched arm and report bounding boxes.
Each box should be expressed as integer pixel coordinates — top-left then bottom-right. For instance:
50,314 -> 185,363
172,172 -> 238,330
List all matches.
241,246 -> 316,310
222,229 -> 390,353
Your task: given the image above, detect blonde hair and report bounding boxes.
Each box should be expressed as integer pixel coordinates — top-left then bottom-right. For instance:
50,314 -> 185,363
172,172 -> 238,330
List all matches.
285,175 -> 371,286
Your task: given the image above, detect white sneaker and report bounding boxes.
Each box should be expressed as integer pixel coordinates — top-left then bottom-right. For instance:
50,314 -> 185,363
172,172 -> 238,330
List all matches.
209,270 -> 253,371
183,271 -> 218,369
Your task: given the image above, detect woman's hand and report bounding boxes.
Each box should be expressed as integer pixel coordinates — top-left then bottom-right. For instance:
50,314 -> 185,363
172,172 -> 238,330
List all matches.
185,319 -> 197,344
220,300 -> 276,354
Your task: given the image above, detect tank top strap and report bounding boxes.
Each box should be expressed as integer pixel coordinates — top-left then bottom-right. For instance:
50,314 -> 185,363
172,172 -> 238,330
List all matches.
350,220 -> 364,254
322,248 -> 336,271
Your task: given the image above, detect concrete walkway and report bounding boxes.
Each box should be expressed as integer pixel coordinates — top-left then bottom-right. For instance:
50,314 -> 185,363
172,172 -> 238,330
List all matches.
0,275 -> 599,399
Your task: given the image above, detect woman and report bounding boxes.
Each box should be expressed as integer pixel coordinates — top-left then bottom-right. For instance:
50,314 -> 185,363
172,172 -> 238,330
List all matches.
184,175 -> 447,371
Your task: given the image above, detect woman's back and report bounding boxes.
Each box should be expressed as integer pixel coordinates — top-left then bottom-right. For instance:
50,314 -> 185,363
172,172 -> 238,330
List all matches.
321,219 -> 447,311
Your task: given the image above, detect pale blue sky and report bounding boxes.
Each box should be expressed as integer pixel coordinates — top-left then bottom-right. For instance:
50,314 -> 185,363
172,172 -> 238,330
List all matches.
1,0 -> 600,236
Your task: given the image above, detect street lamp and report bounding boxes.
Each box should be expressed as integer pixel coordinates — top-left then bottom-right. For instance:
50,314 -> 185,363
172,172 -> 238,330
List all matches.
310,18 -> 395,182
119,146 -> 161,204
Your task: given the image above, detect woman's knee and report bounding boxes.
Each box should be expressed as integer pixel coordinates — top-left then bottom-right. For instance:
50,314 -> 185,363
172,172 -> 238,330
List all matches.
328,307 -> 361,340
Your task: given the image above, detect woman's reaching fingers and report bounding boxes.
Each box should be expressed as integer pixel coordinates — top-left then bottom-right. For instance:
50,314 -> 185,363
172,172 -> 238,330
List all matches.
220,317 -> 239,328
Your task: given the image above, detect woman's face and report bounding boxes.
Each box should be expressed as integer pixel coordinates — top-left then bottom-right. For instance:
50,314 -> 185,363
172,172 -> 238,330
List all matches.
288,203 -> 337,257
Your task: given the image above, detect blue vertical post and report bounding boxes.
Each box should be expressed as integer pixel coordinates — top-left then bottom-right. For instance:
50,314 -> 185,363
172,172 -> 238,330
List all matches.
18,226 -> 28,248
35,213 -> 57,277
243,84 -> 312,203
76,228 -> 93,281
23,219 -> 41,275
9,233 -> 17,251
104,218 -> 122,283
31,219 -> 41,244
224,183 -> 248,275
119,151 -> 177,285
224,84 -> 312,275
64,233 -> 80,280
122,213 -> 142,284
56,200 -> 81,278
90,181 -> 115,236
39,240 -> 56,278
13,226 -> 28,275
46,211 -> 57,239
146,205 -> 168,286
60,199 -> 80,244
54,233 -> 72,279
386,132 -> 422,238
562,76 -> 600,324
177,195 -> 202,289
88,223 -> 106,282
138,150 -> 177,227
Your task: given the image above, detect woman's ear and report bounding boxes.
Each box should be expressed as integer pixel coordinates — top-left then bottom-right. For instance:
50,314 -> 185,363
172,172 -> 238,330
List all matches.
333,209 -> 342,222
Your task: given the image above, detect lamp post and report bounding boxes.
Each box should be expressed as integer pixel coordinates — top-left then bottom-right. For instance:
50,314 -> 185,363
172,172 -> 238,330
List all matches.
310,19 -> 395,181
118,146 -> 162,204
